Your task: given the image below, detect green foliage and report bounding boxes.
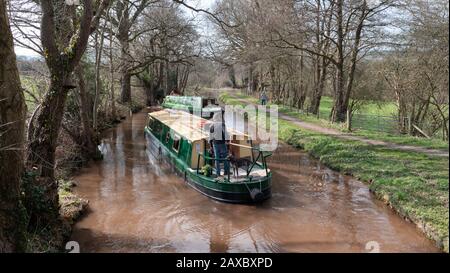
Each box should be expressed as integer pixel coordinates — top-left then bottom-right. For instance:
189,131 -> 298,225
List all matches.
19,171 -> 57,252
58,179 -> 73,194
139,70 -> 154,84
20,171 -> 54,215
129,100 -> 144,113
19,174 -> 83,252
201,164 -> 213,177
20,75 -> 45,113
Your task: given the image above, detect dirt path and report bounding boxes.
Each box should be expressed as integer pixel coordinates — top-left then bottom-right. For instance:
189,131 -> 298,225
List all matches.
226,94 -> 449,158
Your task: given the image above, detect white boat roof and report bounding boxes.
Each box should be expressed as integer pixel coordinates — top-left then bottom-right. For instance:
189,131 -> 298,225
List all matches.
148,109 -> 248,142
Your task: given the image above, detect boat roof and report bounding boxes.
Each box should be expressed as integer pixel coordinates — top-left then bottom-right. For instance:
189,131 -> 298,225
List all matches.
148,109 -> 248,142
163,96 -> 202,109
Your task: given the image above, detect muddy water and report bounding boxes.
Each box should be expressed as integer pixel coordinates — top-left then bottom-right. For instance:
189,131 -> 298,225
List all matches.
70,110 -> 438,252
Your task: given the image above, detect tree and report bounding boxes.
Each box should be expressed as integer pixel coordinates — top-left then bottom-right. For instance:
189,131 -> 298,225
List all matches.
132,2 -> 199,105
269,0 -> 392,122
26,0 -> 110,223
380,0 -> 449,138
0,0 -> 26,252
308,0 -> 333,114
210,0 -> 393,122
111,0 -> 152,103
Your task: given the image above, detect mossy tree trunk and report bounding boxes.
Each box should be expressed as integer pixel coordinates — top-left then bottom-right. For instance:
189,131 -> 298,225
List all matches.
116,0 -> 132,103
118,36 -> 131,103
0,0 -> 27,252
26,0 -> 109,225
75,66 -> 101,160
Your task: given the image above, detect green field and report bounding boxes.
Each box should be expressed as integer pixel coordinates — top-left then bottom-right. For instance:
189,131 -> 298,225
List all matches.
21,75 -> 42,113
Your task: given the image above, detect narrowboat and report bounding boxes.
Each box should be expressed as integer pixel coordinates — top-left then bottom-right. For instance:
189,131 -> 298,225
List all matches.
144,109 -> 272,203
161,95 -> 222,119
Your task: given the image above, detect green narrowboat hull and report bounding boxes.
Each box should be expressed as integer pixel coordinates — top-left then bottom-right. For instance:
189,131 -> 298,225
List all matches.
144,127 -> 272,203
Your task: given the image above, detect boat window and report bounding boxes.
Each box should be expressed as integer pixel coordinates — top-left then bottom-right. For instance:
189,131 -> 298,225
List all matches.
148,117 -> 154,128
172,135 -> 181,152
165,131 -> 170,143
148,117 -> 162,134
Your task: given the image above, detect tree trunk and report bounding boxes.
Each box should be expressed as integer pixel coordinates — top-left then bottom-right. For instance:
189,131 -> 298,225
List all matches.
109,13 -> 116,119
297,53 -> 306,110
331,0 -> 346,122
247,65 -> 253,95
310,60 -> 327,114
228,65 -> 237,88
165,59 -> 169,94
143,81 -> 155,106
0,0 -> 27,252
179,66 -> 190,95
310,1 -> 321,114
75,66 -> 101,160
342,1 -> 366,118
26,75 -> 68,224
93,25 -> 106,131
158,60 -> 165,97
117,5 -> 131,104
331,0 -> 367,123
119,37 -> 131,103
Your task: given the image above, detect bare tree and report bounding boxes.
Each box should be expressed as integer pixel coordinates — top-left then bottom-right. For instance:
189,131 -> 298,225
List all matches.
110,0 -> 154,103
380,0 -> 448,138
26,0 -> 110,223
132,2 -> 200,105
210,0 -> 393,122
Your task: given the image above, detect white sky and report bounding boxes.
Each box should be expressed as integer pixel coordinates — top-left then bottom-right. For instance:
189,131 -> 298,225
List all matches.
14,47 -> 38,57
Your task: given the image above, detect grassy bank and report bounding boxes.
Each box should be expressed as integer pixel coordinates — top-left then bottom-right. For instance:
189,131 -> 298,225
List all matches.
220,92 -> 449,150
220,92 -> 449,252
22,177 -> 88,252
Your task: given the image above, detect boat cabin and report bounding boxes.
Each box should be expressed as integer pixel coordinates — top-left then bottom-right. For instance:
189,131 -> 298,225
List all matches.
146,109 -> 264,178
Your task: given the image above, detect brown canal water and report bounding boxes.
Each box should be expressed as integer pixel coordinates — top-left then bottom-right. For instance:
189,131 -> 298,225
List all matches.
70,109 -> 438,252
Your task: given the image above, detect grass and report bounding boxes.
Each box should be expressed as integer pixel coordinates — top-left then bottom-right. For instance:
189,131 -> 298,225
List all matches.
220,92 -> 449,151
279,120 -> 449,252
59,179 -> 88,225
20,173 -> 86,252
354,98 -> 397,116
353,130 -> 450,150
221,92 -> 449,252
21,75 -> 42,114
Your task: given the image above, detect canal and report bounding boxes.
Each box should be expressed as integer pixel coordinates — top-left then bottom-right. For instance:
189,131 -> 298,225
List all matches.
70,109 -> 438,252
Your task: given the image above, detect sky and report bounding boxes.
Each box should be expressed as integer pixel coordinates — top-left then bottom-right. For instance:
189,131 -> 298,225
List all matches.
13,0 -> 217,57
14,46 -> 39,57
